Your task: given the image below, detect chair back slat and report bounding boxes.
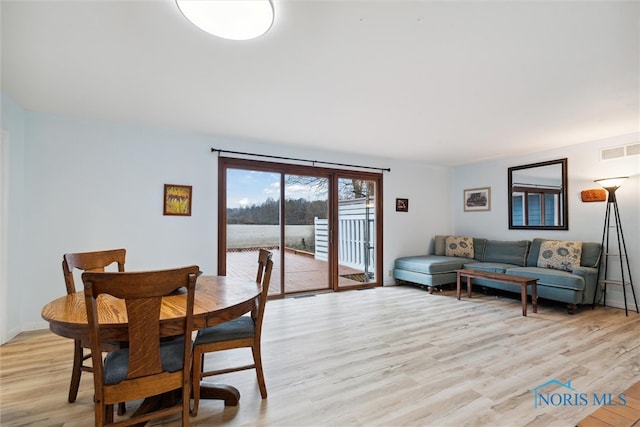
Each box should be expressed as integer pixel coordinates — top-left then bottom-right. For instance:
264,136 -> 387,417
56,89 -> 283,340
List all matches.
125,298 -> 163,379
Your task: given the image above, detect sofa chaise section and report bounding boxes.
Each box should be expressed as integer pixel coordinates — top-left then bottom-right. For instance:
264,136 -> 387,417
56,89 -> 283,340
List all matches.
393,255 -> 474,288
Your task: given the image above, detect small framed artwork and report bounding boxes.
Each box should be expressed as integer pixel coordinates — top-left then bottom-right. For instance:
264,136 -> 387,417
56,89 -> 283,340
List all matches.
464,187 -> 491,212
163,184 -> 192,216
396,198 -> 409,212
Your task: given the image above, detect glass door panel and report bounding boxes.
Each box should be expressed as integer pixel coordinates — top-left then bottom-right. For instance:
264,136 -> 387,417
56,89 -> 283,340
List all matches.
337,177 -> 376,288
283,174 -> 330,294
225,168 -> 282,295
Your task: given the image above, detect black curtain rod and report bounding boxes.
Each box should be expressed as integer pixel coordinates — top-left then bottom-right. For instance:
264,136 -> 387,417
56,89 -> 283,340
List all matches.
211,148 -> 390,173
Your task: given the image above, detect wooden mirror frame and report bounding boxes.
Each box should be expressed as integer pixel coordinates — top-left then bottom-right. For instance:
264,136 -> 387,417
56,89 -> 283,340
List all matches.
508,158 -> 568,230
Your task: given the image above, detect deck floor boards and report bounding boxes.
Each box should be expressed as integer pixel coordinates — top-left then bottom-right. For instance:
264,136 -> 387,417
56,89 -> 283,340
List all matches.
226,249 -> 368,295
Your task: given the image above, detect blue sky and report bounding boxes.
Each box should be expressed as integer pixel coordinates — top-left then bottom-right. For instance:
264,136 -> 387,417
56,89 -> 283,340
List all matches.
227,169 -> 327,209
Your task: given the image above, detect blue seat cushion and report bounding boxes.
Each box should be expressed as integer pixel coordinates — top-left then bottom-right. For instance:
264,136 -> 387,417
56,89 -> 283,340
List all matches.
463,262 -> 517,274
195,316 -> 255,345
506,267 -> 585,291
393,256 -> 472,275
103,337 -> 185,385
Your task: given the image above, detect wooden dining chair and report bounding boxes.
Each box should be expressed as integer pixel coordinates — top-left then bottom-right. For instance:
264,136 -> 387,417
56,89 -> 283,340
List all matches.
62,249 -> 126,405
82,265 -> 199,427
191,249 -> 273,416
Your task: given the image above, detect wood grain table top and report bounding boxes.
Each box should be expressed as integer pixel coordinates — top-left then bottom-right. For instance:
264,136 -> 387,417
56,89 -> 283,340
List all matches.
42,276 -> 261,342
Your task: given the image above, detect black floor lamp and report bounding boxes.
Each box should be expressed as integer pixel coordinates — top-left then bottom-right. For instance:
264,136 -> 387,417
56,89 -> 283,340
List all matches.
593,177 -> 639,316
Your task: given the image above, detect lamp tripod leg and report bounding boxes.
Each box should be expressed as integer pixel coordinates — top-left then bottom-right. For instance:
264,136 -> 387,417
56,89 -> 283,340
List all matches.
612,200 -> 638,316
594,203 -> 611,308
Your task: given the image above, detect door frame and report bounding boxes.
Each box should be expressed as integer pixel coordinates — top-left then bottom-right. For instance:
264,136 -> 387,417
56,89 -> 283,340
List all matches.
217,157 -> 383,295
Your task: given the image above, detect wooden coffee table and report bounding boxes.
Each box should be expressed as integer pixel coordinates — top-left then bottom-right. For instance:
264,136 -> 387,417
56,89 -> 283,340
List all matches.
456,269 -> 538,316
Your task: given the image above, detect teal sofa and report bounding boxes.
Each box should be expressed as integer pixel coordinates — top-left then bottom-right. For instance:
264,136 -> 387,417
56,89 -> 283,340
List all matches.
393,236 -> 602,314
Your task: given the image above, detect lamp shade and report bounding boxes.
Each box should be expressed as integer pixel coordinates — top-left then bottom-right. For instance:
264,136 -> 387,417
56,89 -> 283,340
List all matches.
176,0 -> 274,41
594,177 -> 628,190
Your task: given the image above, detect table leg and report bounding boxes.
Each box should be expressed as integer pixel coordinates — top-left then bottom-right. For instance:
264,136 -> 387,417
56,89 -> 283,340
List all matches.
126,383 -> 239,426
532,282 -> 538,314
467,276 -> 472,298
129,390 -> 181,427
457,272 -> 462,300
521,285 -> 527,316
198,383 -> 241,406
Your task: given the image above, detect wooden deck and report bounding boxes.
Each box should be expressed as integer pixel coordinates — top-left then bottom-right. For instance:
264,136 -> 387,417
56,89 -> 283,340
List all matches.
226,248 -> 372,295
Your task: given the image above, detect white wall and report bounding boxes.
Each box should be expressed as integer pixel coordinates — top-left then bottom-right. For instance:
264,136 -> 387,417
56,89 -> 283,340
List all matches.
453,133 -> 640,310
2,101 -> 451,341
1,93 -> 26,343
1,129 -> 9,343
384,158 -> 453,268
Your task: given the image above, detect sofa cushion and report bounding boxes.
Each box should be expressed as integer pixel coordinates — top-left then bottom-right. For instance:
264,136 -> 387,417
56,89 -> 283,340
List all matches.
394,255 -> 472,274
462,262 -> 515,274
472,238 -> 488,261
445,236 -> 474,258
434,235 -> 448,256
434,235 -> 487,260
527,238 -> 545,267
506,266 -> 585,291
483,240 -> 530,266
580,242 -> 602,268
528,238 -> 600,267
537,240 -> 582,272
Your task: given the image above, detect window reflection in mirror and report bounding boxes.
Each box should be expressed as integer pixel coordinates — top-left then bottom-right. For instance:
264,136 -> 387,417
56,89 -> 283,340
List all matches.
508,158 -> 568,230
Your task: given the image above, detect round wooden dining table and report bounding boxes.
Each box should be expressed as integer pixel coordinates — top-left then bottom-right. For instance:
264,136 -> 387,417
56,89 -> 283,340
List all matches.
41,275 -> 262,407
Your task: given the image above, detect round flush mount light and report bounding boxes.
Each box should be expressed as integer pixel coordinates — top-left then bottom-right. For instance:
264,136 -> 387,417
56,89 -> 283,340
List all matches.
176,0 -> 274,41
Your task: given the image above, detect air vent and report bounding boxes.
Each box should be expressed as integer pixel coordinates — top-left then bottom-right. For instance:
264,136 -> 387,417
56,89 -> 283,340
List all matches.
600,143 -> 639,161
627,143 -> 640,156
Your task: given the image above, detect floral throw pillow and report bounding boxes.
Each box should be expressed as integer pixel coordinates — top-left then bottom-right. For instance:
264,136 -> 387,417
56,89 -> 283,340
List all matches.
445,236 -> 474,258
537,240 -> 582,272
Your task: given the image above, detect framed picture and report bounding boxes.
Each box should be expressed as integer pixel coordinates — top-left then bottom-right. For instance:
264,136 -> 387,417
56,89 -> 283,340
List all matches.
464,187 -> 491,211
396,198 -> 409,212
163,184 -> 192,216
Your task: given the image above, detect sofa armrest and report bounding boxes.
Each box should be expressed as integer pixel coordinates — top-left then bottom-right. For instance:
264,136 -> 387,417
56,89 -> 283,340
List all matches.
572,266 -> 598,278
572,266 -> 599,304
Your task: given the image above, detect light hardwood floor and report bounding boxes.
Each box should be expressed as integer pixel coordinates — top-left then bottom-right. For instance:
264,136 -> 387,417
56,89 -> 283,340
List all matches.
1,285 -> 639,426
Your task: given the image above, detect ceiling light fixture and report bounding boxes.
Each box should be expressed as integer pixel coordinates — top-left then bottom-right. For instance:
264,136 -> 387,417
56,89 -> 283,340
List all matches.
176,0 -> 274,41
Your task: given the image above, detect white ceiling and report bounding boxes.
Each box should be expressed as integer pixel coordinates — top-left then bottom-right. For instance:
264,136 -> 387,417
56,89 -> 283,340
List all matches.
1,0 -> 638,166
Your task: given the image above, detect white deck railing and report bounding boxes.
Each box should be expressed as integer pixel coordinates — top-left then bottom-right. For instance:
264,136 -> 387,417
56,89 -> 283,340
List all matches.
314,199 -> 375,272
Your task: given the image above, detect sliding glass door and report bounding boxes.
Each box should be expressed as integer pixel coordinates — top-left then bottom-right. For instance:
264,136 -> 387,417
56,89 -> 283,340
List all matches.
337,176 -> 377,288
224,168 -> 282,295
219,157 -> 382,296
283,174 -> 330,293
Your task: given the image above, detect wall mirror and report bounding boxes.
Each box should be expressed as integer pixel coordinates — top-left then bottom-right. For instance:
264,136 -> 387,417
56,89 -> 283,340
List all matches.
508,158 -> 568,230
